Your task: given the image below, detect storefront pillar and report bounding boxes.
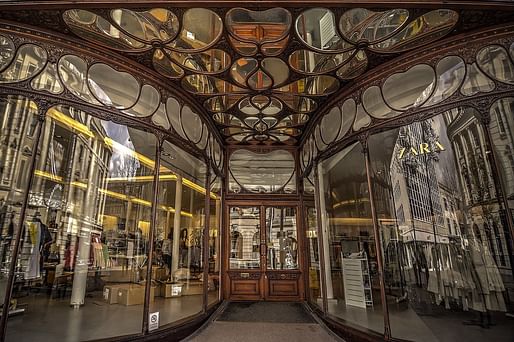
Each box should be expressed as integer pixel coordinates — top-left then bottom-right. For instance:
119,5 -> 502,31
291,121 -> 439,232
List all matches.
70,138 -> 99,307
172,174 -> 182,275
317,163 -> 334,300
313,162 -> 329,313
362,138 -> 391,340
142,141 -> 161,334
203,168 -> 211,311
0,107 -> 45,342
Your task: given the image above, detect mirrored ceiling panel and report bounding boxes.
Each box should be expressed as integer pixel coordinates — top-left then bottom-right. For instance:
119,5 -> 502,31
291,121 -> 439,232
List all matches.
59,6 -> 461,145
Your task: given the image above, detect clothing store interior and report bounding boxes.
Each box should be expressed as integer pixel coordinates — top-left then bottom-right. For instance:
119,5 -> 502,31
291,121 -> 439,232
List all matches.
0,3 -> 513,342
0,102 -> 221,341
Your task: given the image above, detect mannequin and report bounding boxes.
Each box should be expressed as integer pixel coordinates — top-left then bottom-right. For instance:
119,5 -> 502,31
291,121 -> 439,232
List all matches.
25,212 -> 53,279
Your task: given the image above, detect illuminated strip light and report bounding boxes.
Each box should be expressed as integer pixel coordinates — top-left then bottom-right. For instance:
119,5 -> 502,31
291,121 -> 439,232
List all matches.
35,170 -> 193,217
107,174 -> 218,200
104,137 -> 169,173
35,108 -> 217,200
333,198 -> 370,209
46,107 -> 95,138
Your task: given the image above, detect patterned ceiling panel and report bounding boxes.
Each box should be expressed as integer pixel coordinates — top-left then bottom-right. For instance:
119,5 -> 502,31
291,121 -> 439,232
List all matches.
17,6 -> 466,144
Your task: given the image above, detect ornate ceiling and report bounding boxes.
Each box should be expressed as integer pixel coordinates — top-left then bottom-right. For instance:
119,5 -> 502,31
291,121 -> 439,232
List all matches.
0,3 -> 513,146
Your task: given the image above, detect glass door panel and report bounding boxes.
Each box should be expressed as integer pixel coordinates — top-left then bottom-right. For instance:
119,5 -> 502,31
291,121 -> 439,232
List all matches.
265,207 -> 298,270
229,206 -> 260,269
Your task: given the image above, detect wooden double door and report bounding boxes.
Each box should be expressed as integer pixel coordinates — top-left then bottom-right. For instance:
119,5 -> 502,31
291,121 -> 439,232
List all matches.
224,203 -> 304,301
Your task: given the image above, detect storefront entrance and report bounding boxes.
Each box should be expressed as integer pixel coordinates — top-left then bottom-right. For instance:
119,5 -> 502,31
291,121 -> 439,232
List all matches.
223,203 -> 304,301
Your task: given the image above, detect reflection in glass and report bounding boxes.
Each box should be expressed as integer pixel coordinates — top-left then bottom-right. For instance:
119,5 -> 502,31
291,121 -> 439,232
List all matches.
372,10 -> 458,52
261,57 -> 289,87
182,75 -> 246,95
477,45 -> 514,85
296,8 -> 351,52
58,55 -> 101,105
208,178 -> 222,305
111,8 -> 179,43
460,63 -> 495,96
63,9 -> 148,51
0,44 -> 47,83
229,207 -> 260,269
204,95 -> 241,112
362,86 -> 401,119
305,206 -> 322,307
0,96 -> 40,333
229,150 -> 295,193
382,64 -> 435,111
31,63 -> 64,94
275,94 -> 317,113
368,109 -> 514,341
423,56 -> 466,107
167,8 -> 222,53
339,8 -> 409,44
289,50 -> 352,74
6,104 -> 156,340
226,8 -> 291,44
170,49 -> 231,74
231,57 -> 258,87
266,207 -> 298,270
149,141 -> 207,326
181,106 -> 204,143
320,106 -> 341,145
275,76 -> 339,96
123,84 -> 160,117
151,102 -> 170,130
153,49 -> 185,79
88,63 -> 140,109
353,104 -> 372,131
321,142 -> 384,333
0,35 -> 16,72
339,99 -> 356,140
336,50 -> 368,79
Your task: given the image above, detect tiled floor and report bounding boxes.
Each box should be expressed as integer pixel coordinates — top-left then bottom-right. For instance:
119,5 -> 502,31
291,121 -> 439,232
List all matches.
6,290 -> 218,342
187,302 -> 341,342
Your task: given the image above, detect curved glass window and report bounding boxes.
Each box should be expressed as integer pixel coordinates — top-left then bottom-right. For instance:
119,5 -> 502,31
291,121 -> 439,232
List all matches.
320,143 -> 385,333
149,141 -> 207,326
229,149 -> 296,194
366,109 -> 514,341
6,104 -> 155,340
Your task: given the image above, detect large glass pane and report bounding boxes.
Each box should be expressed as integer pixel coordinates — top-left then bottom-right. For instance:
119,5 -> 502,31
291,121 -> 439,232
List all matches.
0,96 -> 40,320
266,207 -> 298,270
208,177 -> 222,305
320,142 -> 384,333
229,150 -> 296,194
306,206 -> 322,308
229,207 -> 260,269
149,141 -> 206,327
6,105 -> 156,341
368,109 -> 514,341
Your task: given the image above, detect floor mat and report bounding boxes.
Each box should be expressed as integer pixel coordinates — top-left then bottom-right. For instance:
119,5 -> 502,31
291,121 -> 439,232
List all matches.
217,302 -> 316,324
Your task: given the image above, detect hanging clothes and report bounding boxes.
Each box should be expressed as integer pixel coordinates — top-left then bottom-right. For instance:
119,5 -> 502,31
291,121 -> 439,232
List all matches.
25,221 -> 41,279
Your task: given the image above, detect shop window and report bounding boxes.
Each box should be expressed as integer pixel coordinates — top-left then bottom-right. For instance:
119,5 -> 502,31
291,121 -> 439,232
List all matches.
149,140 -> 207,326
367,109 -> 513,342
320,142 -> 384,334
6,104 -> 156,341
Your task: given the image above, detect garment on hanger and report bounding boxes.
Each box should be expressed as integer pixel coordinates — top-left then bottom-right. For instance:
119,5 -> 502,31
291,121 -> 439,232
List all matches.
25,220 -> 41,279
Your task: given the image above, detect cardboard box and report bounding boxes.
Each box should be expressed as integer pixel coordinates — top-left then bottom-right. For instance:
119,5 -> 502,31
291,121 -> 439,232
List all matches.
163,283 -> 183,298
103,284 -> 126,304
182,281 -> 203,296
143,266 -> 168,281
117,285 -> 156,305
104,269 -> 139,283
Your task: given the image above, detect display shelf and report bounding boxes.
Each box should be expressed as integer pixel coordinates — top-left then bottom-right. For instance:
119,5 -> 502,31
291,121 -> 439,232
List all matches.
341,252 -> 373,309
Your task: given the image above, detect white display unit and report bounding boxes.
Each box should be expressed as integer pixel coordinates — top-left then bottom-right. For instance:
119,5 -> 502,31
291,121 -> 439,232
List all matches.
341,253 -> 373,309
